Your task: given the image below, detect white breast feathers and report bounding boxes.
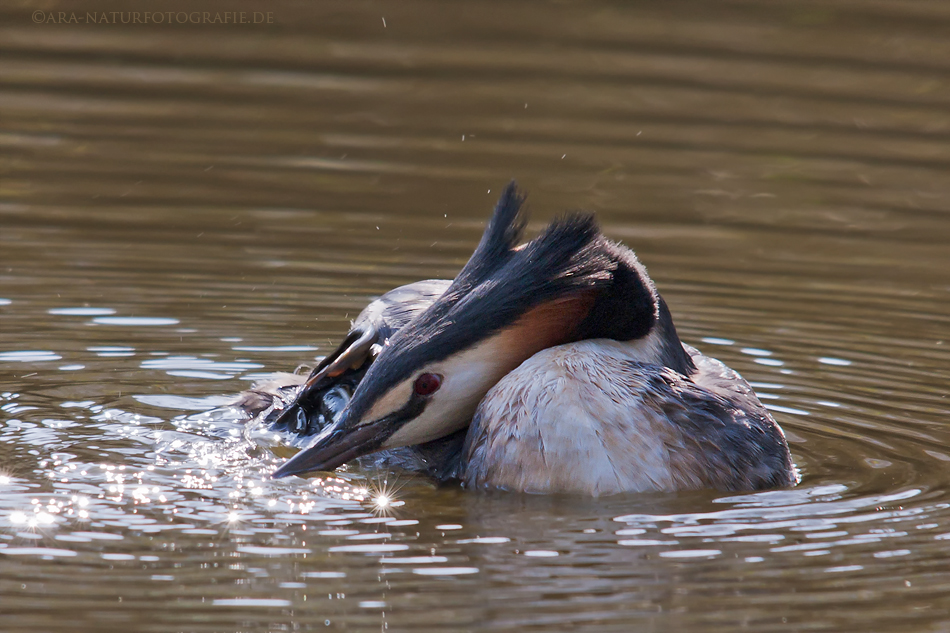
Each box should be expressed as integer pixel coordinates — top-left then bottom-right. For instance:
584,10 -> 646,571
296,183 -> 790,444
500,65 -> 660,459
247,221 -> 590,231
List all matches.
461,340 -> 704,496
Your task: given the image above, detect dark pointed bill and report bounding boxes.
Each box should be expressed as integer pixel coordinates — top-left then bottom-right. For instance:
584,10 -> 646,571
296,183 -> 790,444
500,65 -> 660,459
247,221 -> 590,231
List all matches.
271,417 -> 389,479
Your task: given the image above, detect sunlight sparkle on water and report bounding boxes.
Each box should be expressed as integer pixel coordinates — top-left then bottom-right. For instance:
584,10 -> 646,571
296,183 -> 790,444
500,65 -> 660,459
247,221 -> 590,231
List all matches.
363,478 -> 406,514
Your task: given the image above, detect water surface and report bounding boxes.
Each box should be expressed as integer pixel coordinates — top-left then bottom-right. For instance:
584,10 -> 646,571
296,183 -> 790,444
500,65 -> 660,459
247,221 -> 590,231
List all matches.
2,1 -> 949,631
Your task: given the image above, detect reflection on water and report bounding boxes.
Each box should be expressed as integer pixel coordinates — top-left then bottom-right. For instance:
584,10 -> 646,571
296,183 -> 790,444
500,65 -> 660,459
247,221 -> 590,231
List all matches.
2,381 -> 948,630
2,0 -> 950,631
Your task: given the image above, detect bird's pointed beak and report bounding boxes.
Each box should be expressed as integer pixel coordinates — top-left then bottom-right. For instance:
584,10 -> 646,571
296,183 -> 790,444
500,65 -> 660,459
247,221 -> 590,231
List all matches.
271,412 -> 391,479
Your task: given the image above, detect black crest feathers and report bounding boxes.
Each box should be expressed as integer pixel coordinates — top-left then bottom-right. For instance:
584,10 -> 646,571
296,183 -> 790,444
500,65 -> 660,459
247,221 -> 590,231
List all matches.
341,182 -> 666,419
452,181 -> 528,291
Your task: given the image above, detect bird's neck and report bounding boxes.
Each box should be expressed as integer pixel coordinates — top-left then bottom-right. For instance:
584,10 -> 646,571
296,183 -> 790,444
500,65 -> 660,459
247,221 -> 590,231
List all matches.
570,242 -> 695,375
647,297 -> 695,375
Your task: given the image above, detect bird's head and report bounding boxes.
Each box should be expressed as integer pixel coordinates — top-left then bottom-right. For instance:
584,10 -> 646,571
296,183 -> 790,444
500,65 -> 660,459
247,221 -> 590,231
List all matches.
272,182 -> 664,479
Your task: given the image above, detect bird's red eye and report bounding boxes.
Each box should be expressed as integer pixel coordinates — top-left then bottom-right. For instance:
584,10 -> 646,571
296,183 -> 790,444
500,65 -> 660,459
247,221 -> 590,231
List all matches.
413,372 -> 443,396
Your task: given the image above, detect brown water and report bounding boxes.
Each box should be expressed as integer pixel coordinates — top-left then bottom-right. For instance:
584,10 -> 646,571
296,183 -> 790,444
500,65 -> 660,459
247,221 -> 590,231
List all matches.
2,1 -> 950,631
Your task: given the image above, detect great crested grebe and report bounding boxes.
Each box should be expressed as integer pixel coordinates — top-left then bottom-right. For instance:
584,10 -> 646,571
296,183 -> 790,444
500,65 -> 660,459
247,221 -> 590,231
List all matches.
247,183 -> 797,495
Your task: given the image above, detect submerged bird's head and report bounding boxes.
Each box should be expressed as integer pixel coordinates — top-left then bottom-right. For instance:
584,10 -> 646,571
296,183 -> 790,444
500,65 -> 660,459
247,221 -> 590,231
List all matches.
272,182 -> 686,479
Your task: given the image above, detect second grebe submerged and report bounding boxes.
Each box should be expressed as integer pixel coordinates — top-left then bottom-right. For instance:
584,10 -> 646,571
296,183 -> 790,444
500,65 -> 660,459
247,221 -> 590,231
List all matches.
256,183 -> 797,495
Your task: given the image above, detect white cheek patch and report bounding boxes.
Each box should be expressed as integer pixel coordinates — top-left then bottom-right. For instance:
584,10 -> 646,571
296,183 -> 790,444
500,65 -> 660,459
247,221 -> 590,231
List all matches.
363,379 -> 413,425
376,295 -> 598,450
382,335 -> 518,448
384,415 -> 451,447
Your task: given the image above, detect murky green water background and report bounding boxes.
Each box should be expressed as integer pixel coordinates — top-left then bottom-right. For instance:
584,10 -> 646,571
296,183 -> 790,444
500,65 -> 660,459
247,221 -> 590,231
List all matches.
2,1 -> 949,631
